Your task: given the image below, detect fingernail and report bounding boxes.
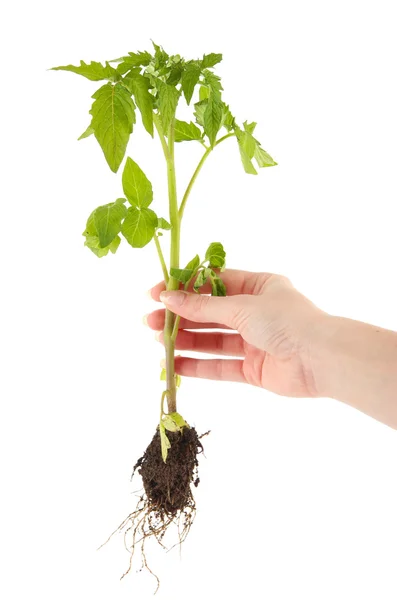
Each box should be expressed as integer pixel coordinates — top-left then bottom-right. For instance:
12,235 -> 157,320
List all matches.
142,314 -> 149,326
160,358 -> 166,368
146,289 -> 153,299
159,291 -> 186,306
155,331 -> 161,342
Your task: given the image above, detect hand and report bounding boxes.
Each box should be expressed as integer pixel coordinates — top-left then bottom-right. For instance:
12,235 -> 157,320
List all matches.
146,269 -> 327,398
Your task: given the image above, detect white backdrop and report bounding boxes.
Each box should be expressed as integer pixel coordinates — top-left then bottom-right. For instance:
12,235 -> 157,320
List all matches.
1,1 -> 396,599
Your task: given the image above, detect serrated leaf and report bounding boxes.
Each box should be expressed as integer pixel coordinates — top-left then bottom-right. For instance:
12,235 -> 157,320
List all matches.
193,100 -> 207,127
121,207 -> 157,248
204,96 -> 223,147
221,104 -> 236,131
202,69 -> 223,100
78,124 -> 94,140
116,51 -> 152,74
152,41 -> 169,69
235,126 -> 257,175
157,81 -> 180,132
201,53 -> 223,69
94,201 -> 127,248
89,82 -> 136,173
123,71 -> 154,136
209,271 -> 227,296
167,62 -> 184,85
157,217 -> 171,230
199,86 -> 210,101
122,157 -> 153,208
174,119 -> 202,142
159,422 -> 171,463
243,120 -> 257,135
205,242 -> 226,269
254,145 -> 278,168
181,61 -> 201,105
50,60 -> 118,82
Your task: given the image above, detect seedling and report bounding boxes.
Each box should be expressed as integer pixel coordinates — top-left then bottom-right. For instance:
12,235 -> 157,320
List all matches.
50,41 -> 276,591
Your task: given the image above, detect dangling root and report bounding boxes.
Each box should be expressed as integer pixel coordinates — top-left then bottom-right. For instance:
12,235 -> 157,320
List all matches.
98,427 -> 208,594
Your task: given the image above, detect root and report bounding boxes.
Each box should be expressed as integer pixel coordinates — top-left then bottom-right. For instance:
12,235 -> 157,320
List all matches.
97,426 -> 205,594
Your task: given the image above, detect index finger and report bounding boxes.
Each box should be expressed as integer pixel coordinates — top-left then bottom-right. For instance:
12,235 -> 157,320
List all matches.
149,269 -> 272,301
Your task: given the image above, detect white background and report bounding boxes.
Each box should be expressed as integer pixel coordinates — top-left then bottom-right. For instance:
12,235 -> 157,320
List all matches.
1,1 -> 396,598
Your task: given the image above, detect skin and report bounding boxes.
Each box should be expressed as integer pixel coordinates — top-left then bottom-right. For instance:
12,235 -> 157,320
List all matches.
145,269 -> 397,430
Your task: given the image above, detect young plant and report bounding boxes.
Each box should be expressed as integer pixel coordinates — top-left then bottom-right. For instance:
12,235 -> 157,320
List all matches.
50,42 -> 277,590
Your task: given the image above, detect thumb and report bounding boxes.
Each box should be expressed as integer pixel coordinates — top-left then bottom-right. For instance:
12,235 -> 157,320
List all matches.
159,290 -> 253,330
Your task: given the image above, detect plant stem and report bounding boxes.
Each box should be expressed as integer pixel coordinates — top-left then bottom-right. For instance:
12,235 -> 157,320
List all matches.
179,132 -> 235,220
162,117 -> 180,414
153,232 -> 169,284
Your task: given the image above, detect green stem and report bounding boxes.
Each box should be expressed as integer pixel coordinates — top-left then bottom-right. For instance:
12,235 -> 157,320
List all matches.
179,132 -> 235,220
153,232 -> 169,284
158,116 -> 180,414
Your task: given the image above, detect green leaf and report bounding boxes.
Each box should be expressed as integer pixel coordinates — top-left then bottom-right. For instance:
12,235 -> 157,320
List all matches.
78,124 -> 94,140
152,41 -> 169,69
168,412 -> 188,428
157,81 -> 180,132
157,217 -> 171,230
162,411 -> 188,432
185,254 -> 201,272
193,269 -> 208,292
121,206 -> 157,248
209,271 -> 227,296
82,212 -> 122,258
123,71 -> 154,136
244,120 -> 257,134
94,201 -> 127,248
201,53 -> 223,69
167,62 -> 184,85
202,69 -> 223,100
170,254 -> 200,284
159,422 -> 171,463
221,104 -> 236,131
199,86 -> 210,101
181,61 -> 201,105
205,242 -> 226,269
162,415 -> 179,432
235,125 -> 257,175
174,119 -> 202,142
122,157 -> 153,208
116,51 -> 152,74
89,82 -> 136,173
193,100 -> 207,127
50,60 -> 118,82
170,267 -> 195,284
203,96 -> 223,147
254,145 -> 278,168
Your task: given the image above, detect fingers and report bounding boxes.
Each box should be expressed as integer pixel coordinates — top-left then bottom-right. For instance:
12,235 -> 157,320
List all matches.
174,356 -> 247,383
149,269 -> 273,301
159,290 -> 256,331
156,330 -> 245,357
144,308 -> 231,331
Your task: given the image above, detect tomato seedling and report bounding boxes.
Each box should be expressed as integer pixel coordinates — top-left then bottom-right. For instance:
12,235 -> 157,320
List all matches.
51,41 -> 276,591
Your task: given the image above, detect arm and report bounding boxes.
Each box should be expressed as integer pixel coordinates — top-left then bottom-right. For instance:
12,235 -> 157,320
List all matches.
311,315 -> 397,429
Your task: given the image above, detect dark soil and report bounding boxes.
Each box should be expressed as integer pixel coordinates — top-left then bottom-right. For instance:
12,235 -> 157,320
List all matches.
99,426 -> 208,592
132,427 -> 203,516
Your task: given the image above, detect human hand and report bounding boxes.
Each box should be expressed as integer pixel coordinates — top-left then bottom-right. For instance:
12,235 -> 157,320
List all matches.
146,269 -> 327,398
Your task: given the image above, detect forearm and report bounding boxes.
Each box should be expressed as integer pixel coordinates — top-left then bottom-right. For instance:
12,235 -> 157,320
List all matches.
311,315 -> 397,429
